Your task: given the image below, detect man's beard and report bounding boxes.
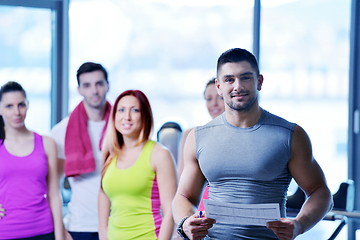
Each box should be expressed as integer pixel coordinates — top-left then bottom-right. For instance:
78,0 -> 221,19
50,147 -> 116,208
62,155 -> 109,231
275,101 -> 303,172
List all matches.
85,96 -> 106,109
227,95 -> 258,112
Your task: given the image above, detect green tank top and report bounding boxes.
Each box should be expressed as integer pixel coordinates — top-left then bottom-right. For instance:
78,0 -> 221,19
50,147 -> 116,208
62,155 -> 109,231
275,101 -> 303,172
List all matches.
102,140 -> 161,239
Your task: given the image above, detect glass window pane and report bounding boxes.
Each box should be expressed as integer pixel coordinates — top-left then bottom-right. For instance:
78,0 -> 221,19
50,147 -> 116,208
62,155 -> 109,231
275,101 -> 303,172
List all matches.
261,0 -> 350,191
69,0 -> 253,131
0,6 -> 52,134
261,2 -> 350,238
261,0 -> 350,193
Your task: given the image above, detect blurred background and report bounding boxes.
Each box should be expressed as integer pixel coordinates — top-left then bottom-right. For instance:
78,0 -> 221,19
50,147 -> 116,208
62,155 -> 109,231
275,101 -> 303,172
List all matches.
0,0 -> 356,239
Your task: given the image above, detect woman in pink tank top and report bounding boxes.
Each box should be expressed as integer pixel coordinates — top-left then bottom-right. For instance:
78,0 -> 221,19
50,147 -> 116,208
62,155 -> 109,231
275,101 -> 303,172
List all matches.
177,78 -> 225,211
0,81 -> 65,240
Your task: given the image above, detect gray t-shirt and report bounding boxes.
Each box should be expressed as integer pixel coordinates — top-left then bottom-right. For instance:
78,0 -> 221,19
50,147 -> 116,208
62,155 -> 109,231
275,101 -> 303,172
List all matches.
196,109 -> 296,239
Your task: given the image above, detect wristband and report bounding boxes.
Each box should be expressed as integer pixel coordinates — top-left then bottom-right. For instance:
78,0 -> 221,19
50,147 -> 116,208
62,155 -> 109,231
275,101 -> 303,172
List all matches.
176,216 -> 190,240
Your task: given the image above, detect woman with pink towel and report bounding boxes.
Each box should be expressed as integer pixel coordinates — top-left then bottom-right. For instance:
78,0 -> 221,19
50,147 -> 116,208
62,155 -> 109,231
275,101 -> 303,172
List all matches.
0,81 -> 65,240
98,90 -> 177,240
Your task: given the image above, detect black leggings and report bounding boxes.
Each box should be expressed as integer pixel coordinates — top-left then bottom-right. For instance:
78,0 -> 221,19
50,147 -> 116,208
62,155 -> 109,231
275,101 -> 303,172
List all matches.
12,232 -> 55,240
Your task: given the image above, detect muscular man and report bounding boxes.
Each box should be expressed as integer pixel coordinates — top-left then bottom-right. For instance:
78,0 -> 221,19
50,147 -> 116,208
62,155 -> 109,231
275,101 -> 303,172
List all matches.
172,48 -> 333,240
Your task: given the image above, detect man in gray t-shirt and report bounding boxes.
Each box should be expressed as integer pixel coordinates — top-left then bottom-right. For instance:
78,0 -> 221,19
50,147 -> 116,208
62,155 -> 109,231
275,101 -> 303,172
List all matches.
172,48 -> 333,240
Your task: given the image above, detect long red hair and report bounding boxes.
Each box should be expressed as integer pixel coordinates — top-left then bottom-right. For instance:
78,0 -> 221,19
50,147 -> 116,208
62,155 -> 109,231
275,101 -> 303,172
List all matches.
101,90 -> 154,179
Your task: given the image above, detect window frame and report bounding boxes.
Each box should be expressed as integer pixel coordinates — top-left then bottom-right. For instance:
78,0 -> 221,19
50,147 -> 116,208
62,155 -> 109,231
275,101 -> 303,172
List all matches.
0,0 -> 69,126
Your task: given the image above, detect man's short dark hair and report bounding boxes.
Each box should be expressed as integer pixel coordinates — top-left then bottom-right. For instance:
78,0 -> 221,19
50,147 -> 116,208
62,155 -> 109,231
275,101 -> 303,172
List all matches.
76,62 -> 108,86
216,48 -> 260,76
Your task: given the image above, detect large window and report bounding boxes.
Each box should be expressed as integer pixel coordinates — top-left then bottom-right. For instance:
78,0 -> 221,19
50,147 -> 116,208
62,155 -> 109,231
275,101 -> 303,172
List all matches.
68,0 -> 254,132
0,0 -> 355,238
261,1 -> 350,238
261,0 -> 350,192
0,6 -> 52,134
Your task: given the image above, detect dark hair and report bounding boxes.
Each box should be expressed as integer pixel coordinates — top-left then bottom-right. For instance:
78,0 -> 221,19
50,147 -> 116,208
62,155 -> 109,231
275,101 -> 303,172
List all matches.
203,77 -> 216,98
0,81 -> 27,144
216,48 -> 260,76
76,62 -> 108,86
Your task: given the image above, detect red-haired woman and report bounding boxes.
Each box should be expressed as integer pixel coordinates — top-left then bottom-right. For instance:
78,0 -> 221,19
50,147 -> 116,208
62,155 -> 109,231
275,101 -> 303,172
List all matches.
98,90 -> 177,240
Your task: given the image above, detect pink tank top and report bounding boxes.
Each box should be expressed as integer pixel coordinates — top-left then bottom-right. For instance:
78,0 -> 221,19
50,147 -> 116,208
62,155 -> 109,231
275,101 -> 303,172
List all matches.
0,132 -> 54,239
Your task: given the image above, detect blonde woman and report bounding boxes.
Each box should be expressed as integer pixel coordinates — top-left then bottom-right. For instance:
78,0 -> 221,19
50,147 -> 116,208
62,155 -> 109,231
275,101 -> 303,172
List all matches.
177,78 -> 225,176
177,78 -> 225,211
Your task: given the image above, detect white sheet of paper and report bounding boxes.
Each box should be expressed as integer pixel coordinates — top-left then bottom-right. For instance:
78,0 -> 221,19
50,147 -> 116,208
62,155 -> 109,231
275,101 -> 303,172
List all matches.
204,199 -> 280,226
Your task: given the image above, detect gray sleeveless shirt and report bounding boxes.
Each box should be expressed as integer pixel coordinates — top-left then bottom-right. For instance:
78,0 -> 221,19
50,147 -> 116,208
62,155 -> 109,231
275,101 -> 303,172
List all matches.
195,109 -> 296,239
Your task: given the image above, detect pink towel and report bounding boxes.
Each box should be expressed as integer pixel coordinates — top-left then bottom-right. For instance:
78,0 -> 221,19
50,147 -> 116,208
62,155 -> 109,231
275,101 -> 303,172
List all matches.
64,101 -> 111,177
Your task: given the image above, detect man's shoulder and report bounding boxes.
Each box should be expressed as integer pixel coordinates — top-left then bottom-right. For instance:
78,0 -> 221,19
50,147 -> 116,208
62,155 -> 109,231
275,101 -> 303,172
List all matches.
50,117 -> 69,136
262,110 -> 296,131
195,114 -> 224,132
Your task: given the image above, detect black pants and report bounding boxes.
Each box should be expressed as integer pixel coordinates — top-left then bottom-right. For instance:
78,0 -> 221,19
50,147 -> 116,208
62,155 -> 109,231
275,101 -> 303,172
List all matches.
12,232 -> 55,240
69,232 -> 99,240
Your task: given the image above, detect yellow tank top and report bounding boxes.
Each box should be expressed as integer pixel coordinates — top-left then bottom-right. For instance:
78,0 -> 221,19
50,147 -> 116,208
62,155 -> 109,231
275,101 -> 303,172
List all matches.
102,140 -> 161,240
